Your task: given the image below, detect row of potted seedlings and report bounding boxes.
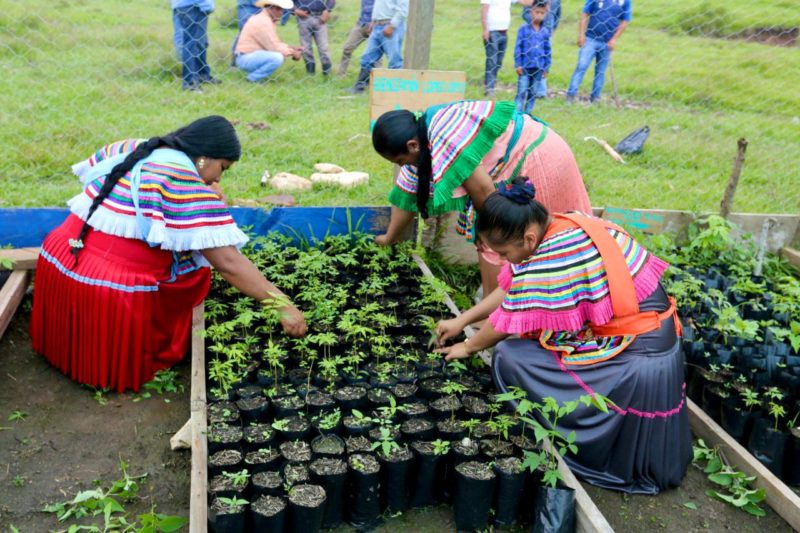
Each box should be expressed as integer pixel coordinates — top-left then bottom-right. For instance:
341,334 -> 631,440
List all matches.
203,233 -> 598,532
655,216 -> 800,485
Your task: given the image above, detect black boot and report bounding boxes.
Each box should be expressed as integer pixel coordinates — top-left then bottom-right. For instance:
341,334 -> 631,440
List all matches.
348,67 -> 370,94
305,62 -> 315,75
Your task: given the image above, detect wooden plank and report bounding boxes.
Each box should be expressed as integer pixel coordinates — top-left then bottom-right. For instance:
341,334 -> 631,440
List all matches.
188,304 -> 207,533
0,271 -> 30,340
0,247 -> 39,270
412,254 -> 614,533
688,399 -> 800,531
781,247 -> 800,269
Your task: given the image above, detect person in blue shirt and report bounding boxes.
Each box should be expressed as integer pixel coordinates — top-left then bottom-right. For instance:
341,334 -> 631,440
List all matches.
172,0 -> 220,90
514,1 -> 551,113
337,0 -> 376,76
522,0 -> 560,97
566,0 -> 631,103
348,0 -> 409,94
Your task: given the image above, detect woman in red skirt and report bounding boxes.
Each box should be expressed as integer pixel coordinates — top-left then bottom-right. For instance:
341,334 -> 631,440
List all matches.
30,116 -> 306,392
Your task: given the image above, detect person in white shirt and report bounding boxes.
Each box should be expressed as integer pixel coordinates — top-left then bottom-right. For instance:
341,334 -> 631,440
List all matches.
481,0 -> 534,97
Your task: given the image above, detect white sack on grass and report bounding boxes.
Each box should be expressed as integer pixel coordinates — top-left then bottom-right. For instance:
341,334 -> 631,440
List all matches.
313,163 -> 346,174
310,171 -> 369,188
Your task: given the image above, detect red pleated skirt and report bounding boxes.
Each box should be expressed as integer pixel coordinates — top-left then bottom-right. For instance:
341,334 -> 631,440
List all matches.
30,214 -> 211,392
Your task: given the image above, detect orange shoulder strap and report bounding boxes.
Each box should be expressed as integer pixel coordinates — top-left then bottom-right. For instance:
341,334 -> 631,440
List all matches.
556,213 -> 639,318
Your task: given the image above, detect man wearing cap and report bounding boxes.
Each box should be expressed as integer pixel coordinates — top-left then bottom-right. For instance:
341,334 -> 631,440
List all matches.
234,0 -> 305,83
348,0 -> 409,94
293,0 -> 336,76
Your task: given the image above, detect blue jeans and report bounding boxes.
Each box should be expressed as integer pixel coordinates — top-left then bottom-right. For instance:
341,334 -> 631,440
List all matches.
484,30 -> 508,95
534,76 -> 548,98
359,22 -> 406,72
236,51 -> 285,82
567,37 -> 611,100
175,6 -> 211,88
515,69 -> 543,113
172,11 -> 182,59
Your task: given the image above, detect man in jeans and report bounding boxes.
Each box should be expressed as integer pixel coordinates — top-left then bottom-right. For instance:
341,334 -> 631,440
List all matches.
234,0 -> 304,82
481,0 -> 534,98
293,0 -> 336,75
172,0 -> 219,90
566,0 -> 631,103
348,0 -> 409,94
337,0 -> 376,76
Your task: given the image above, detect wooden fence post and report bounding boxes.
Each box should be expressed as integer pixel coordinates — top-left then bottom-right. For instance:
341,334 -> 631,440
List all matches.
404,0 -> 435,69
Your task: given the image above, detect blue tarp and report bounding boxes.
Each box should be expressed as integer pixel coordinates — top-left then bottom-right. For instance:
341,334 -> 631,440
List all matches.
0,207 -> 391,247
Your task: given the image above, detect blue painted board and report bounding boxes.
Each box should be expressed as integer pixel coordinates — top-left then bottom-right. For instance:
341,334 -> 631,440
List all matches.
0,207 -> 391,248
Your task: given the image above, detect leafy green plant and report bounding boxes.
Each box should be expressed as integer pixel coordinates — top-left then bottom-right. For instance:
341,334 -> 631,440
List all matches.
316,409 -> 342,431
143,369 -> 184,395
8,410 -> 26,422
740,388 -> 759,412
693,439 -> 766,517
222,469 -> 250,489
370,426 -> 401,457
764,388 -> 786,431
432,439 -> 450,456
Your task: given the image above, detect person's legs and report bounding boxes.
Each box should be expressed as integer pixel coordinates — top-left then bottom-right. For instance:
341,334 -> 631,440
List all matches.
566,38 -> 597,100
314,17 -> 333,75
297,16 -> 316,74
590,42 -> 611,101
484,30 -> 508,96
172,10 -> 183,60
351,28 -> 385,91
384,21 -> 406,69
514,71 -> 532,112
338,24 -> 368,76
176,6 -> 205,89
526,70 -> 543,113
195,10 -> 212,82
235,51 -> 285,82
534,75 -> 548,98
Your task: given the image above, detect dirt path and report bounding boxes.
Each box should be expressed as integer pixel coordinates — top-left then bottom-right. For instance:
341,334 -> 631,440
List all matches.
0,302 -> 192,531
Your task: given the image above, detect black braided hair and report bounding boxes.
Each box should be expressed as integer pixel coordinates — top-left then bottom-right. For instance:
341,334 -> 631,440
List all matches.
476,176 -> 549,245
372,109 -> 433,218
70,115 -> 241,262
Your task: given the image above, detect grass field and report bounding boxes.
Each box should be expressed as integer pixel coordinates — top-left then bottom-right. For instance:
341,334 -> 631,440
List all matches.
1,0 -> 798,214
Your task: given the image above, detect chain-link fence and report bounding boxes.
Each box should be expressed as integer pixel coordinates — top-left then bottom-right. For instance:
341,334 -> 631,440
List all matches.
1,0 -> 798,215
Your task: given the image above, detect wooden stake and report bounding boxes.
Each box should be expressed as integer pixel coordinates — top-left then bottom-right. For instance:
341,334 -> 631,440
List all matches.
403,0 -> 435,70
719,138 -> 748,219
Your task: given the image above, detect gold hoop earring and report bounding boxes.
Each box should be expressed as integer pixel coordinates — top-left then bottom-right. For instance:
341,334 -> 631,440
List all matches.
198,158 -> 206,169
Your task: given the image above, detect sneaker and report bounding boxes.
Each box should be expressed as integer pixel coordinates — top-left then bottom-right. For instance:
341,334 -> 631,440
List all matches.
346,86 -> 365,95
201,77 -> 222,85
565,93 -> 576,103
182,81 -> 203,92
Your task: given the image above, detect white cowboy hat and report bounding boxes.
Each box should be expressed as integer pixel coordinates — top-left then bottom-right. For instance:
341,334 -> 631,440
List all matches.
255,0 -> 294,9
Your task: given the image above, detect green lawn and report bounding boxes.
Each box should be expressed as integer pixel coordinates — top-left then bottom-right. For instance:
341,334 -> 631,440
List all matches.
0,0 -> 797,214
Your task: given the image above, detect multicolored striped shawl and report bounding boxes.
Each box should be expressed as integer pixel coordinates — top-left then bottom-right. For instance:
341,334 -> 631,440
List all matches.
489,213 -> 668,365
388,100 -> 515,216
68,140 -> 248,274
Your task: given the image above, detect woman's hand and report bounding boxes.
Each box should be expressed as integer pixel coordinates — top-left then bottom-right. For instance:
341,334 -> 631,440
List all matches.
436,317 -> 465,346
374,233 -> 395,246
435,342 -> 471,361
279,304 -> 307,337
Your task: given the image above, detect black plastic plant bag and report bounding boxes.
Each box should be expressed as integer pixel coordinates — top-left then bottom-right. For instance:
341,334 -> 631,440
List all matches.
380,455 -> 413,514
249,501 -> 286,533
288,495 -> 325,533
208,508 -> 246,533
492,465 -> 525,527
615,125 -> 649,155
347,468 -> 382,530
410,449 -> 446,507
747,417 -> 789,477
453,465 -> 496,532
310,466 -> 347,528
532,484 -> 576,533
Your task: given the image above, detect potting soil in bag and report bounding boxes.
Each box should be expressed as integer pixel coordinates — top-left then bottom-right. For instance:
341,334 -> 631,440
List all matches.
249,495 -> 286,533
492,457 -> 525,527
208,498 -> 246,533
287,484 -> 326,533
309,457 -> 348,529
453,461 -> 496,532
347,453 -> 383,530
532,484 -> 576,533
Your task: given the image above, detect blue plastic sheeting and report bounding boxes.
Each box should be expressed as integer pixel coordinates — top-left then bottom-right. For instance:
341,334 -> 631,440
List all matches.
0,206 -> 391,248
